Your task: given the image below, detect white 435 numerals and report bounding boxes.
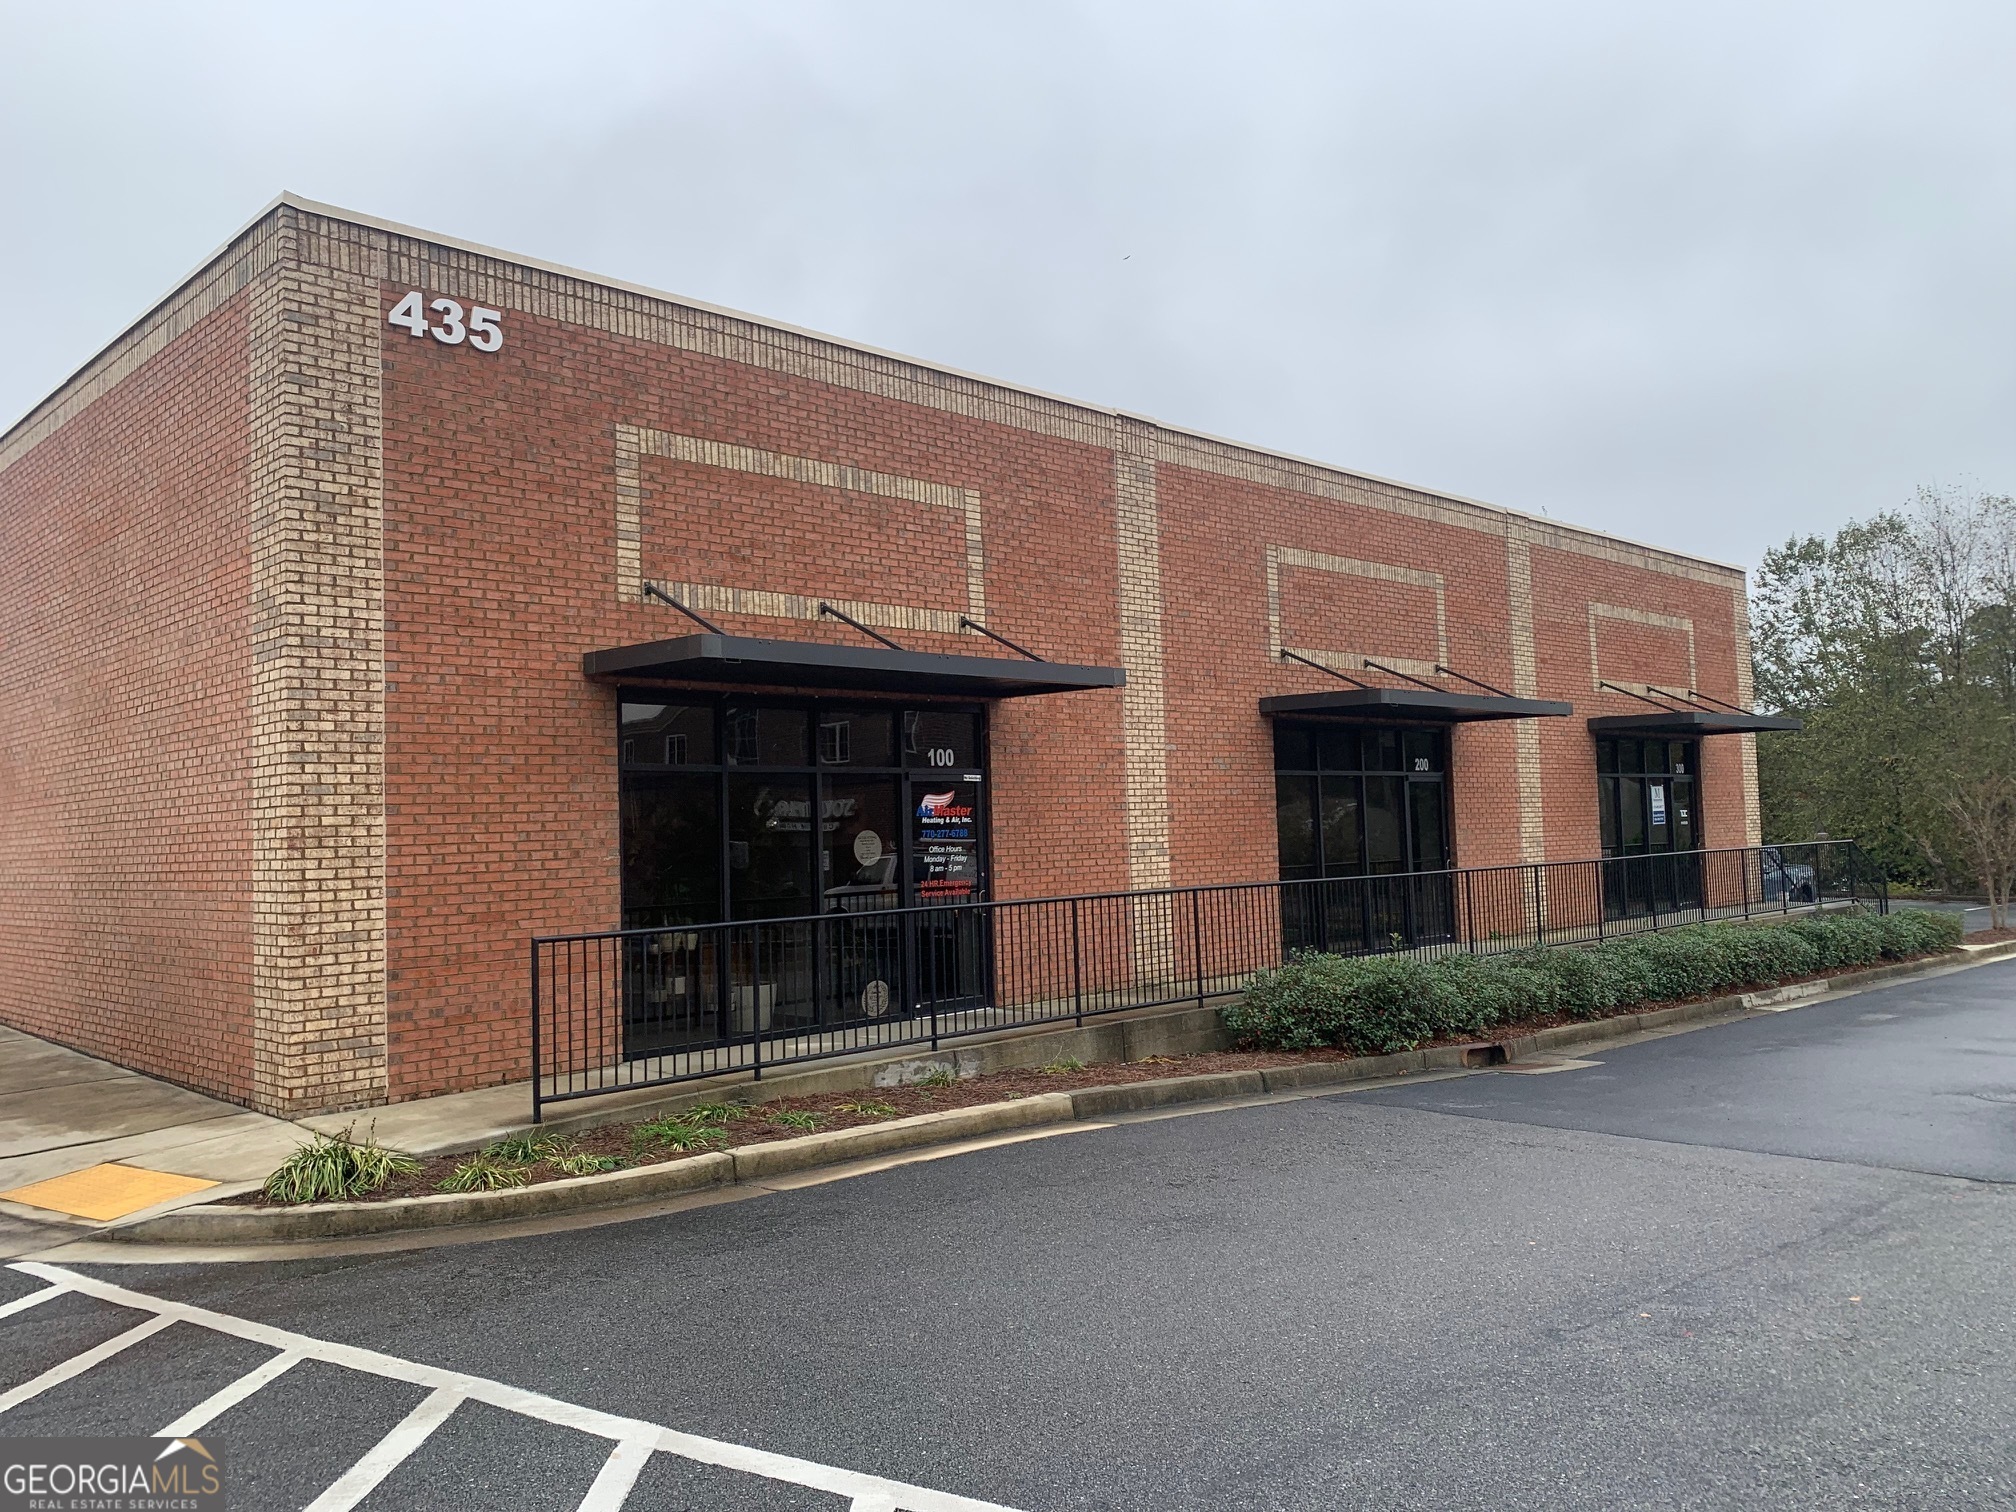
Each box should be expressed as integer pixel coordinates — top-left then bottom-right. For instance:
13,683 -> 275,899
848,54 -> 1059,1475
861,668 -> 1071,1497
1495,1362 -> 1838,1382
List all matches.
387,291 -> 503,352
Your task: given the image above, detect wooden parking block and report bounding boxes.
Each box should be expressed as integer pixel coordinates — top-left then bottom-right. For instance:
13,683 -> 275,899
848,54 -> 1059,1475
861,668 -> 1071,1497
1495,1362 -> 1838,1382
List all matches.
0,1162 -> 218,1221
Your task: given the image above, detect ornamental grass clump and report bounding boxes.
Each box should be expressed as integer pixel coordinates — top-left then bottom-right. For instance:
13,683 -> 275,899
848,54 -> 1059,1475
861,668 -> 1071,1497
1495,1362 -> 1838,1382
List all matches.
1225,908 -> 1961,1055
261,1127 -> 420,1205
629,1115 -> 728,1153
550,1151 -> 624,1176
438,1154 -> 530,1193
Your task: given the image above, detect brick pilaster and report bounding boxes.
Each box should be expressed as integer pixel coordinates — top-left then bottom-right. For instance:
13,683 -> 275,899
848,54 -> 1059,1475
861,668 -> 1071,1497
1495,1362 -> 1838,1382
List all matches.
247,208 -> 387,1114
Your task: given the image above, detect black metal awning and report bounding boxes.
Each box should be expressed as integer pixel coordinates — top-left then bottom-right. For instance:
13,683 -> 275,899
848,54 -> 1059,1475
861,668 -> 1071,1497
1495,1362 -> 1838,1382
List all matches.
1262,651 -> 1571,724
1260,687 -> 1572,723
1587,710 -> 1803,736
583,633 -> 1125,700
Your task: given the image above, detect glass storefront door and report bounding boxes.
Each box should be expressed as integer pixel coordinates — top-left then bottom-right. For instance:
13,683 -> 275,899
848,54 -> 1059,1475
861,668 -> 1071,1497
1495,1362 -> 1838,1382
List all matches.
616,695 -> 989,1055
1596,737 -> 1703,918
1273,723 -> 1453,953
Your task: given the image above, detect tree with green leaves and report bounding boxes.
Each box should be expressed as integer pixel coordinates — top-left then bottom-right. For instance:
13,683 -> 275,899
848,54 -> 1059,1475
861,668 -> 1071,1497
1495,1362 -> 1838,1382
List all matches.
1752,485 -> 2015,926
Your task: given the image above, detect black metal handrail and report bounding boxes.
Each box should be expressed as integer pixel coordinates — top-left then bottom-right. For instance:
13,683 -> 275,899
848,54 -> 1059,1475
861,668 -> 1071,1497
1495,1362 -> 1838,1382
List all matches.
529,840 -> 1884,1119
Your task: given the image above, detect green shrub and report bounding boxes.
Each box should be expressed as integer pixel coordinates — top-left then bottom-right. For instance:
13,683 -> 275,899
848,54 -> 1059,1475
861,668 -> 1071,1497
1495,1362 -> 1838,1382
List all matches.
1433,954 -> 1552,1036
1513,944 -> 1625,1020
1882,908 -> 1963,954
261,1127 -> 419,1205
1229,953 -> 1454,1055
1228,907 -> 1957,1053
1786,912 -> 1886,969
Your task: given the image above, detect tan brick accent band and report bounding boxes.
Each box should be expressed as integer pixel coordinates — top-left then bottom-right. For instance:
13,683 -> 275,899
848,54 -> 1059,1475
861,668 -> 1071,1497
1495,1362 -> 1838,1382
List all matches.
1505,527 -> 1546,865
1732,585 -> 1762,844
1264,545 -> 1449,678
650,583 -> 968,637
1114,418 -> 1170,896
1587,603 -> 1698,692
615,425 -> 986,624
247,214 -> 387,1115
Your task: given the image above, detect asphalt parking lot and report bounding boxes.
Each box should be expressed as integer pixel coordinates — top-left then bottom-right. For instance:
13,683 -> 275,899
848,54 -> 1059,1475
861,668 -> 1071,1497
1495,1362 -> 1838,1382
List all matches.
3,956 -> 2012,1510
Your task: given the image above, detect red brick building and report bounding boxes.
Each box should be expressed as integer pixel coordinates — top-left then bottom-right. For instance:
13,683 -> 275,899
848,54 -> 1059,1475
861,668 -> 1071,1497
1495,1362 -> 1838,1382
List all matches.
0,196 -> 1774,1115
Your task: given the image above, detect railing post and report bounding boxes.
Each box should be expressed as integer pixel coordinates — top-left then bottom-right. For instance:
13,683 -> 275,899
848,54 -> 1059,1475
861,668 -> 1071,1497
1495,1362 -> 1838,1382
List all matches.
1531,863 -> 1543,946
1464,869 -> 1476,954
1192,889 -> 1206,1011
530,938 -> 543,1125
748,927 -> 762,1082
1596,858 -> 1606,941
1071,896 -> 1084,1027
813,911 -> 827,1033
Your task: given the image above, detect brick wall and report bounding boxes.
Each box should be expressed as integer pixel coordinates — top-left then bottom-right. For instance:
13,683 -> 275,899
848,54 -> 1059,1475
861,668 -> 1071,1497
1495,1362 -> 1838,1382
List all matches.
0,196 -> 1761,1110
374,294 -> 1128,1099
0,289 -> 259,1102
1526,542 -> 1758,856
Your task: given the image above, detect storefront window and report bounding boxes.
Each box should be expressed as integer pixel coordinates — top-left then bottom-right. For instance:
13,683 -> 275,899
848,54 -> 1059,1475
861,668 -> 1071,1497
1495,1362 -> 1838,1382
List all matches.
727,775 -> 816,919
1595,736 -> 1704,920
619,772 -> 721,928
903,709 -> 980,771
617,696 -> 987,929
619,702 -> 715,767
818,709 -> 897,768
724,705 -> 809,767
1596,738 -> 1700,857
1272,724 -> 1449,878
1273,722 -> 1455,953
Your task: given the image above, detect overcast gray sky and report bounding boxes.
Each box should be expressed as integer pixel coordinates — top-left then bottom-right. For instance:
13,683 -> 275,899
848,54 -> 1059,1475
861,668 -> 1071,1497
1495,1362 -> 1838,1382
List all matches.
3,1 -> 2009,569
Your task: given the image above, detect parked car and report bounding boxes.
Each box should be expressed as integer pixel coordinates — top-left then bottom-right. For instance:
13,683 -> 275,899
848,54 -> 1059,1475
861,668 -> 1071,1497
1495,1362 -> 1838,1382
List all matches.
1761,846 -> 1818,904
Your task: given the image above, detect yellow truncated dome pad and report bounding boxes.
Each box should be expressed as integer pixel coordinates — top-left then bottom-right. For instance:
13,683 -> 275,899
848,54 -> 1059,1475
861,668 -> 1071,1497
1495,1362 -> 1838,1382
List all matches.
0,1163 -> 218,1221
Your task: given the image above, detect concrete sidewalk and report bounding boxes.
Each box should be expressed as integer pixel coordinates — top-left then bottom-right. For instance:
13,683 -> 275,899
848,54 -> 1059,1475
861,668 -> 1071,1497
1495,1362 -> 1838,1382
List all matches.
0,1027 -> 572,1256
0,1027 -> 311,1256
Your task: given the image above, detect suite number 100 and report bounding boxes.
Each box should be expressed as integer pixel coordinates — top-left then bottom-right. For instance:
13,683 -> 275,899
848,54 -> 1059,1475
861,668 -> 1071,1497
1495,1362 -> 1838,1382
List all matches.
387,291 -> 504,352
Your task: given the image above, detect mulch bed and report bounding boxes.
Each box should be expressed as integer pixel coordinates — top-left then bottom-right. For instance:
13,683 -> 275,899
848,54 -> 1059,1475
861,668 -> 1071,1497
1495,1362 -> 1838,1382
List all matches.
232,944 -> 1963,1207
1965,927 -> 2016,945
226,1048 -> 1358,1207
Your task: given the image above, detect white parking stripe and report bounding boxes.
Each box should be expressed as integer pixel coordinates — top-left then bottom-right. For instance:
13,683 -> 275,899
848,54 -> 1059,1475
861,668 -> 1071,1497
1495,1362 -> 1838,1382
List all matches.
156,1350 -> 302,1436
575,1432 -> 656,1512
9,1262 -> 1024,1512
0,1284 -> 66,1321
304,1385 -> 463,1512
0,1313 -> 175,1415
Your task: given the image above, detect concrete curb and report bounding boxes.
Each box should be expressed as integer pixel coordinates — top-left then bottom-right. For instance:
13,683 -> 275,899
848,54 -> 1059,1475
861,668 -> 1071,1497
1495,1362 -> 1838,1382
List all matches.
108,1095 -> 1078,1244
106,942 -> 2011,1246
